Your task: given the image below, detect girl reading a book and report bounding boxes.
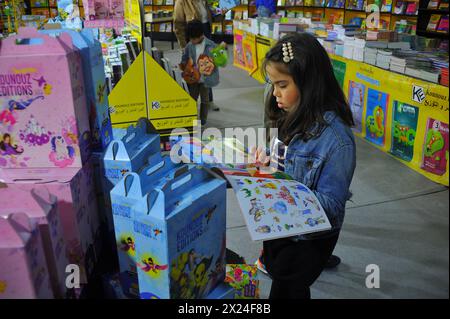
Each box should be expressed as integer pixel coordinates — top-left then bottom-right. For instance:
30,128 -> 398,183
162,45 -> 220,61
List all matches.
252,32 -> 356,299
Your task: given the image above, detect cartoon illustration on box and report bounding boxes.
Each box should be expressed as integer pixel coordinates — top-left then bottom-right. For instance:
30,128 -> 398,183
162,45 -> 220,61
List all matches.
365,88 -> 389,146
135,166 -> 227,299
390,101 -> 419,162
421,118 -> 449,176
0,28 -> 92,168
348,80 -> 365,133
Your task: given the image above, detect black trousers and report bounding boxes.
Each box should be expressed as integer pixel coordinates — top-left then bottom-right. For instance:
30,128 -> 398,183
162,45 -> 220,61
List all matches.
263,233 -> 339,299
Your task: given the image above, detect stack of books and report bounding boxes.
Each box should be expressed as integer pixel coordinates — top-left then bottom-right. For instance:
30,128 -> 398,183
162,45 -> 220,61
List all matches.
364,47 -> 378,65
390,54 -> 407,74
353,38 -> 366,62
376,49 -> 393,69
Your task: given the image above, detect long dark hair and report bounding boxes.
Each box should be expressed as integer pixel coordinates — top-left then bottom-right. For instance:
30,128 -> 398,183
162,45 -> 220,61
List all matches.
262,32 -> 354,144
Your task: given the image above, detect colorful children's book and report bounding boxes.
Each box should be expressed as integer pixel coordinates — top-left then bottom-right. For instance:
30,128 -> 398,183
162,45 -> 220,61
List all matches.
436,14 -> 449,32
227,176 -> 332,241
225,264 -> 259,299
390,101 -> 419,162
405,1 -> 417,14
427,14 -> 442,31
394,1 -> 406,14
427,0 -> 440,9
421,118 -> 449,176
439,0 -> 449,9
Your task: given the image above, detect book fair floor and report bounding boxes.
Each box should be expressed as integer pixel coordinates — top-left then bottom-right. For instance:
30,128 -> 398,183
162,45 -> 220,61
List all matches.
160,42 -> 449,299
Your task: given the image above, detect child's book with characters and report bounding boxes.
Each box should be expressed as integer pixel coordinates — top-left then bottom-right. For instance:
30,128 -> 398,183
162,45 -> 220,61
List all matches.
421,118 -> 449,176
390,101 -> 419,162
227,176 -> 332,241
225,264 -> 259,299
365,88 -> 389,146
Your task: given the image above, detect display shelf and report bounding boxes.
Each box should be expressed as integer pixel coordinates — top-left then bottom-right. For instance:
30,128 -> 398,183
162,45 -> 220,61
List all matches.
417,0 -> 449,36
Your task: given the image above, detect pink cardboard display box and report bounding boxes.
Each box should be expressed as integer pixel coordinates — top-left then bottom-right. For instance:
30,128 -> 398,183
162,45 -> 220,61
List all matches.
0,185 -> 68,298
0,27 -> 91,169
0,163 -> 100,285
0,212 -> 54,299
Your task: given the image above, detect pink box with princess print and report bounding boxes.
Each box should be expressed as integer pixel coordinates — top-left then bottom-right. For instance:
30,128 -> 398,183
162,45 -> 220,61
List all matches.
0,27 -> 91,169
0,185 -> 69,298
0,163 -> 100,287
0,212 -> 54,299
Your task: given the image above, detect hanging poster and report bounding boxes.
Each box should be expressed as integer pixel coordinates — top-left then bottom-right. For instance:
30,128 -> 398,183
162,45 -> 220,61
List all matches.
390,101 -> 419,162
365,88 -> 389,146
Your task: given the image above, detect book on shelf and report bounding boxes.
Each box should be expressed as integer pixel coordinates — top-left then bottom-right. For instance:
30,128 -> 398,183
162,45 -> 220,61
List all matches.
439,0 -> 449,9
166,0 -> 174,4
243,10 -> 249,19
394,1 -> 406,14
225,10 -> 233,20
427,0 -> 440,9
212,22 -> 223,33
277,0 -> 286,5
381,0 -> 392,12
436,14 -> 449,32
427,14 -> 442,30
235,10 -> 243,20
285,0 -> 296,6
405,2 -> 417,15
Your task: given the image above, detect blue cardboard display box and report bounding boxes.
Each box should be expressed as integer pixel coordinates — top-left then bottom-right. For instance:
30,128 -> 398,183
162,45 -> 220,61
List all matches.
102,118 -> 161,190
110,154 -> 190,296
133,166 -> 227,299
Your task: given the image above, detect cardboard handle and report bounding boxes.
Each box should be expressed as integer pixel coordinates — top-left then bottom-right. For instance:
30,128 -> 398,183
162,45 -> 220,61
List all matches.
145,190 -> 159,215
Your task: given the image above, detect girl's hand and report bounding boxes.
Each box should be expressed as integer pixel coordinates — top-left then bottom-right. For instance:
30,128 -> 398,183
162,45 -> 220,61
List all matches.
249,146 -> 270,167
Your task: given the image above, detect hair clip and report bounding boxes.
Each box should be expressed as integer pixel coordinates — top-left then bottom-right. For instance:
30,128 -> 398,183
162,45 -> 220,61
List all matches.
282,42 -> 294,63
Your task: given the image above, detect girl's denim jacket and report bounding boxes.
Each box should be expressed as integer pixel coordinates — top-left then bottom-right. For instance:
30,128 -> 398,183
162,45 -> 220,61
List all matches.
284,111 -> 356,240
181,37 -> 220,88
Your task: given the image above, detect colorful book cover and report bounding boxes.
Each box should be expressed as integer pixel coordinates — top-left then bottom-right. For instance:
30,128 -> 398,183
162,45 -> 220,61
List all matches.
224,264 -> 259,299
436,15 -> 449,32
427,14 -> 442,31
428,0 -> 440,9
421,119 -> 449,176
348,81 -> 366,133
390,101 -> 419,162
439,0 -> 449,9
405,2 -> 417,14
227,176 -> 332,241
209,0 -> 240,11
365,88 -> 389,146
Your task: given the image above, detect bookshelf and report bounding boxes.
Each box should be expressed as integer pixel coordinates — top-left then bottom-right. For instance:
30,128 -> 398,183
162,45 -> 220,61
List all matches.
417,0 -> 449,37
29,0 -> 58,18
1,0 -> 26,34
143,0 -> 177,44
272,0 -> 418,33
